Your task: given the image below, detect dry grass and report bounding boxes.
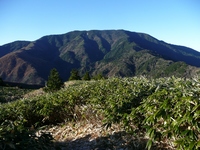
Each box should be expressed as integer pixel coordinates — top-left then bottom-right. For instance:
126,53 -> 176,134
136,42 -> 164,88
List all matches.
23,88 -> 45,98
23,81 -> 175,149
40,104 -> 174,150
45,120 -> 147,150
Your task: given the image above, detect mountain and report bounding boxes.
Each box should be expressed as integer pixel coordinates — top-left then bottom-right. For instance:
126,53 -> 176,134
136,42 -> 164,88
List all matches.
1,30 -> 200,85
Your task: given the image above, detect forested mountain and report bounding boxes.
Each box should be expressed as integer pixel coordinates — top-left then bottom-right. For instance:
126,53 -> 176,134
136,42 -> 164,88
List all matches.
0,30 -> 200,85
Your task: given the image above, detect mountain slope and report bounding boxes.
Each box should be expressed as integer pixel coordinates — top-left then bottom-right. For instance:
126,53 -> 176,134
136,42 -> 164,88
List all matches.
0,41 -> 30,57
0,30 -> 200,85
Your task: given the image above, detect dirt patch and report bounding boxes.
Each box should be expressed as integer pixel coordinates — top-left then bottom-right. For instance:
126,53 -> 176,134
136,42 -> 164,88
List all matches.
43,120 -> 174,150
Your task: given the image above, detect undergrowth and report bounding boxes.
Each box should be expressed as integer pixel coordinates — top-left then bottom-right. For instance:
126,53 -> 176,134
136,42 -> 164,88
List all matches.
0,86 -> 32,103
0,77 -> 199,149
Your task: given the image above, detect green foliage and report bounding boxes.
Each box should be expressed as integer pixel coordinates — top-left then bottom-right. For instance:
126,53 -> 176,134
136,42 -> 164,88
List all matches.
136,77 -> 200,150
82,71 -> 91,80
92,73 -> 105,80
0,83 -> 89,149
0,119 -> 54,150
95,77 -> 200,149
44,68 -> 64,92
0,76 -> 200,149
68,69 -> 81,81
0,81 -> 94,126
2,30 -> 200,85
164,62 -> 187,75
0,86 -> 32,103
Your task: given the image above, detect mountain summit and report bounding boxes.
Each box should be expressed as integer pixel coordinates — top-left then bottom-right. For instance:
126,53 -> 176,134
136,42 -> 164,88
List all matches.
1,30 -> 200,85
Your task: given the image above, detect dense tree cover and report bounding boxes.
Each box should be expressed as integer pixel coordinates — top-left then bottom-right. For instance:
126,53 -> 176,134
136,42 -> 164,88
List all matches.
2,30 -> 200,86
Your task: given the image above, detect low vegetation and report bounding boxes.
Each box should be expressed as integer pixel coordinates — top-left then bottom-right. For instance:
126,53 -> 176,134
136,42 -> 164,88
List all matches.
0,76 -> 199,149
0,86 -> 32,103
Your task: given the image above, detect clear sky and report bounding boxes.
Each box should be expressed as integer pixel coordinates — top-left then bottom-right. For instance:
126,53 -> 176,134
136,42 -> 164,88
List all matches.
0,0 -> 200,51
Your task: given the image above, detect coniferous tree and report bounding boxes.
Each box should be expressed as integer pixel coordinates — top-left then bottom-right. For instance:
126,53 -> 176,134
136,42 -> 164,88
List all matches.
82,71 -> 91,80
44,68 -> 64,92
93,73 -> 105,80
68,69 -> 81,81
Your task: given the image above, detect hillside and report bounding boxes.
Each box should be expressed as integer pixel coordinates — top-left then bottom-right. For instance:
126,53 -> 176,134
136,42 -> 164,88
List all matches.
1,77 -> 200,149
1,30 -> 200,85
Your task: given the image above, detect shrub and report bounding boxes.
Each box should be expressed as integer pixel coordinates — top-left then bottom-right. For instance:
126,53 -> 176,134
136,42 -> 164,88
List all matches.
0,118 -> 54,150
1,76 -> 200,149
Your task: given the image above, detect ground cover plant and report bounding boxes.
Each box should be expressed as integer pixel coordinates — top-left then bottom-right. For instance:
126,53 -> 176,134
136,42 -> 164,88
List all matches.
0,77 -> 199,149
0,86 -> 32,103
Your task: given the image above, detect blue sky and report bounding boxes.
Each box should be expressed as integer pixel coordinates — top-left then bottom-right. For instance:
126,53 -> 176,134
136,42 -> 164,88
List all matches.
0,0 -> 200,51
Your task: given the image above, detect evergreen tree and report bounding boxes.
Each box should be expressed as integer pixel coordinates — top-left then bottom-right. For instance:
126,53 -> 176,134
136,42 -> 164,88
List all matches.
82,71 -> 91,80
93,73 -> 105,80
68,69 -> 81,81
44,68 -> 64,92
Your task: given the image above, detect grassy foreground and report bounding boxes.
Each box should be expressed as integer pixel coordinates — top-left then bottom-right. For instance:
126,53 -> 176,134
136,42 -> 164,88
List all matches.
0,77 -> 200,149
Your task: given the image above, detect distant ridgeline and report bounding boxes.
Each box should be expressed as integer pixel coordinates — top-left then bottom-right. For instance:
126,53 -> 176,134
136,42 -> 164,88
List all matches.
0,30 -> 200,85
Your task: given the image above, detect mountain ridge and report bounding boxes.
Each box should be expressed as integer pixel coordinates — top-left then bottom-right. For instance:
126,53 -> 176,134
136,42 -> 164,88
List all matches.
0,30 -> 200,85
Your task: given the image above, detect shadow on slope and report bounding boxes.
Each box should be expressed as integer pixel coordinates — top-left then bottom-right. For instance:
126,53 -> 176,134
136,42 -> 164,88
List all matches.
125,31 -> 200,67
55,131 -> 171,150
